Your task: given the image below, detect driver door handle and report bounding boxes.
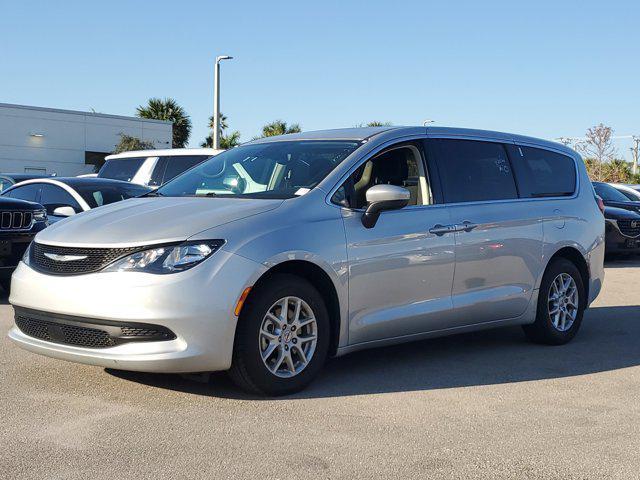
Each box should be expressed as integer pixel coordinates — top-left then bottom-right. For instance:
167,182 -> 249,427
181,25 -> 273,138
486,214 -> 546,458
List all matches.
454,221 -> 478,233
429,224 -> 454,236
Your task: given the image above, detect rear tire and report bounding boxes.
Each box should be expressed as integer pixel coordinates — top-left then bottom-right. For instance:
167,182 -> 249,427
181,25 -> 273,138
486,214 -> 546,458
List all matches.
523,258 -> 586,345
229,274 -> 330,396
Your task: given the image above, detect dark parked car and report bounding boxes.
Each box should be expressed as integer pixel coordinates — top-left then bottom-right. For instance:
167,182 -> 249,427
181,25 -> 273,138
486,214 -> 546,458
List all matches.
1,177 -> 150,222
0,197 -> 47,291
604,206 -> 640,254
0,173 -> 53,193
592,182 -> 640,214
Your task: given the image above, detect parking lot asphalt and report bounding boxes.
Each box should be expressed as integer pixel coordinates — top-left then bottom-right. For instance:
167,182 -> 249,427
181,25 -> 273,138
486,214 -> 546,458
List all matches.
1,259 -> 639,480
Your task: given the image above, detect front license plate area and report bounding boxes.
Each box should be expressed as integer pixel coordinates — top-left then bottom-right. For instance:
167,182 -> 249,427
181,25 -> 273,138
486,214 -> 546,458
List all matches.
0,240 -> 12,256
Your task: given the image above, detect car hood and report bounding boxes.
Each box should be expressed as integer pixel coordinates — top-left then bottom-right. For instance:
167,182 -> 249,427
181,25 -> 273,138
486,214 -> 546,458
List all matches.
604,206 -> 640,220
0,196 -> 43,210
35,197 -> 284,247
603,200 -> 640,214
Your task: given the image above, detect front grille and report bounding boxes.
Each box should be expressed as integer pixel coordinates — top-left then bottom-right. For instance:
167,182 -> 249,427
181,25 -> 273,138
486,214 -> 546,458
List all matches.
0,211 -> 33,230
30,242 -> 142,275
14,308 -> 176,349
617,220 -> 640,238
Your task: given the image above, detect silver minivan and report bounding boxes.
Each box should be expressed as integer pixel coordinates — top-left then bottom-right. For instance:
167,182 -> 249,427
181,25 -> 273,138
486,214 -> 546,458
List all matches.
9,127 -> 605,395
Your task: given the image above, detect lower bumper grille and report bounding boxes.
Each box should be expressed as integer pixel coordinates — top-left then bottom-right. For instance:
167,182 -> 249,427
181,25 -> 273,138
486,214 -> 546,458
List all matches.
14,308 -> 176,349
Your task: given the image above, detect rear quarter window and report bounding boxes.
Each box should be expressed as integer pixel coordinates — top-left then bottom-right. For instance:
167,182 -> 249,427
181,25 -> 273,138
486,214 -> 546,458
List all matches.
509,146 -> 576,197
429,139 -> 518,203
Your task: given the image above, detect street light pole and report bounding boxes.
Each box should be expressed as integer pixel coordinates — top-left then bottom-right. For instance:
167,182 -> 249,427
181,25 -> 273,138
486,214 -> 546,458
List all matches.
213,55 -> 233,150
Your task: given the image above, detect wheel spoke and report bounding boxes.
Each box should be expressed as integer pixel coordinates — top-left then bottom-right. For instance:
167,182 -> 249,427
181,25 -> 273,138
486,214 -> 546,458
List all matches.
295,345 -> 308,365
261,342 -> 279,361
284,351 -> 295,373
266,312 -> 283,328
292,298 -> 302,324
279,297 -> 289,323
298,334 -> 317,344
297,317 -> 316,329
273,349 -> 286,372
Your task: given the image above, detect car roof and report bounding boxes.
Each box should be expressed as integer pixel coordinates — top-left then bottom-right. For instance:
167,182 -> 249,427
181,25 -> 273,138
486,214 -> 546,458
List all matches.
10,177 -> 150,189
245,126 -> 577,155
0,173 -> 52,180
105,148 -> 222,160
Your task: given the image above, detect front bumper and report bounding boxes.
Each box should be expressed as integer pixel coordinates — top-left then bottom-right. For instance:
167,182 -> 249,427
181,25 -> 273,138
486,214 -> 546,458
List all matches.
605,221 -> 640,253
8,249 -> 266,373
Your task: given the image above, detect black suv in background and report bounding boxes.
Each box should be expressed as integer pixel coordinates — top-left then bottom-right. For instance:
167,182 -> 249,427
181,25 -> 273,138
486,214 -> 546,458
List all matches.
0,197 -> 47,291
593,182 -> 640,255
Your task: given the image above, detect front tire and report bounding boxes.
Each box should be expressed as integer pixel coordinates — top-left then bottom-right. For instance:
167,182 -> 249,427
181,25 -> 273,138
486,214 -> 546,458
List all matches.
523,258 -> 586,345
229,274 -> 330,396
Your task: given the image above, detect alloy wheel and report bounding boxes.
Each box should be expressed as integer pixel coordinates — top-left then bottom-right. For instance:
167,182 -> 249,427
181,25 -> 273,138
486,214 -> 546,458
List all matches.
258,296 -> 318,378
547,273 -> 579,332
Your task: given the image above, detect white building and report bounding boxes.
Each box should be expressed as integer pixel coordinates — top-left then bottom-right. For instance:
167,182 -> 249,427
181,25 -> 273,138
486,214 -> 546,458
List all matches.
0,103 -> 172,176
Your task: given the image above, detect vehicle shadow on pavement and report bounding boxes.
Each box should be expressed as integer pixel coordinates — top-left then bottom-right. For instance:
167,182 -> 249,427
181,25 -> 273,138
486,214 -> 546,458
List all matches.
604,257 -> 640,269
107,304 -> 640,400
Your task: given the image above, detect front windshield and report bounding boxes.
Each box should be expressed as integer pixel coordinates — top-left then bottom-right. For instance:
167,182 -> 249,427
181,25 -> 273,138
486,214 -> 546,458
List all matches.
157,140 -> 361,199
593,182 -> 632,203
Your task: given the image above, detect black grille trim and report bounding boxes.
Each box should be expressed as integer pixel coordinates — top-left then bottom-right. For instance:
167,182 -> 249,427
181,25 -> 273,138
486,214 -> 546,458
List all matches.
14,307 -> 176,349
30,242 -> 145,276
617,220 -> 640,238
0,211 -> 33,230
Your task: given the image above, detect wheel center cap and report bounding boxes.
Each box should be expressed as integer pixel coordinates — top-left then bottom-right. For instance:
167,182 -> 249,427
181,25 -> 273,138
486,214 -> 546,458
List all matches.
283,331 -> 292,343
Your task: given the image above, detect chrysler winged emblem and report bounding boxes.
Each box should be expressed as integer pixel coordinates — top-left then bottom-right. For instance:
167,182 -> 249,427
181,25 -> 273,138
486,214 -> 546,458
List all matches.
43,253 -> 88,262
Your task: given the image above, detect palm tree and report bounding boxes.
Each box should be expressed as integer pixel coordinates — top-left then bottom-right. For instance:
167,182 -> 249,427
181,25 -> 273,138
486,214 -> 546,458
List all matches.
207,113 -> 228,131
259,120 -> 301,138
136,98 -> 192,148
201,112 -> 241,149
201,131 -> 241,149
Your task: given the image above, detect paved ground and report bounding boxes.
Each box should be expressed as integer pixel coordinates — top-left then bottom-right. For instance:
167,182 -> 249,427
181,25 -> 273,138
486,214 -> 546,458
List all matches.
1,259 -> 639,480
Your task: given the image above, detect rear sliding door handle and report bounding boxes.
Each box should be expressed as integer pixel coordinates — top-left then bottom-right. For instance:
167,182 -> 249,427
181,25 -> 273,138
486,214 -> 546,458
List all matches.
429,224 -> 453,236
454,221 -> 478,233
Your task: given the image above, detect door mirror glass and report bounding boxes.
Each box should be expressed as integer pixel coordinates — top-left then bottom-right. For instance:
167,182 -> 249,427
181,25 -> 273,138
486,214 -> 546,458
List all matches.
52,206 -> 76,217
362,184 -> 410,228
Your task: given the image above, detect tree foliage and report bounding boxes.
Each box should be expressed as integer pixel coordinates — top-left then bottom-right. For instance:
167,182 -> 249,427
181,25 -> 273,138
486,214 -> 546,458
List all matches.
584,157 -> 640,183
113,133 -> 155,154
359,121 -> 393,127
259,120 -> 301,138
201,112 -> 241,149
136,98 -> 192,148
577,123 -> 616,181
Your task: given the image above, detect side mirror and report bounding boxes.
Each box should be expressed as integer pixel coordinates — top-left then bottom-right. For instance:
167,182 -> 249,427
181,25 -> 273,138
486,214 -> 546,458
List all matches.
361,184 -> 410,228
52,206 -> 76,217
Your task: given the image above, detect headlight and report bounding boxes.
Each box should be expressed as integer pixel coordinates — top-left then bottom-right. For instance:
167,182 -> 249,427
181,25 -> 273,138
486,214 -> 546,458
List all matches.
102,240 -> 225,274
22,242 -> 32,266
33,209 -> 47,222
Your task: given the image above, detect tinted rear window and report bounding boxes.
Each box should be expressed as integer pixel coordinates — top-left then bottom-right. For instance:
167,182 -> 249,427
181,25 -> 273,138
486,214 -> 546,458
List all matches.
510,146 -> 576,197
98,157 -> 146,182
430,139 -> 518,203
593,182 -> 631,203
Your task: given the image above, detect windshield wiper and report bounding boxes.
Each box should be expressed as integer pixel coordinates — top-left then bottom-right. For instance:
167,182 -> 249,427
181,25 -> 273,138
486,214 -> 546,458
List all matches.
140,190 -> 164,197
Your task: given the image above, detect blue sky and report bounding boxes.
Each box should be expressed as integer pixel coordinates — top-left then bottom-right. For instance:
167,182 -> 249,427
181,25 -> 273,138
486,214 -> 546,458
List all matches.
1,0 -> 639,156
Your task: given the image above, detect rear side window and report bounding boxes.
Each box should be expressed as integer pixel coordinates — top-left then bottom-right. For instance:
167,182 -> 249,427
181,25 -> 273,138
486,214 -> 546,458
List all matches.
98,157 -> 146,182
510,146 -> 576,197
5,184 -> 41,203
430,139 -> 518,203
162,155 -> 209,184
